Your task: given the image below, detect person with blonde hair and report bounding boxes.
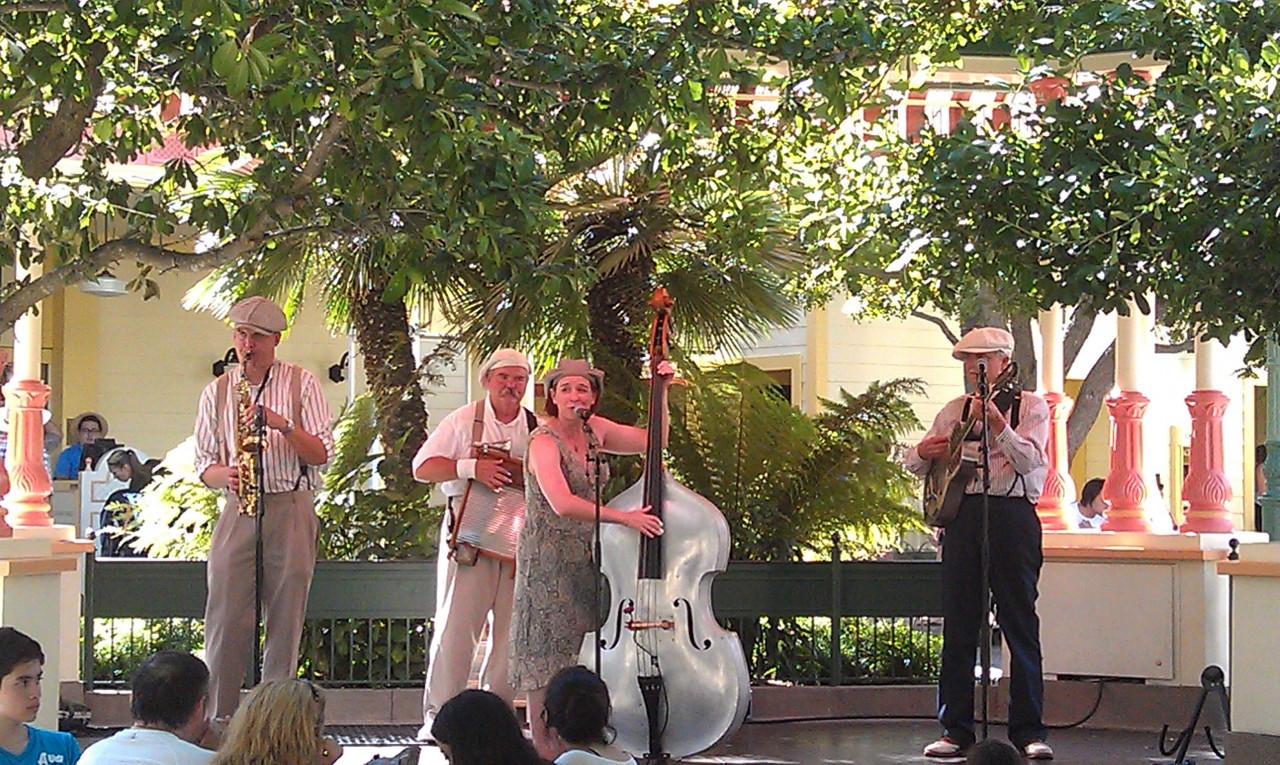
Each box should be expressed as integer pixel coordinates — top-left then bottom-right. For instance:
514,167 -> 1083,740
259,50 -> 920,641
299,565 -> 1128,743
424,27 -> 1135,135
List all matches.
211,680 -> 341,765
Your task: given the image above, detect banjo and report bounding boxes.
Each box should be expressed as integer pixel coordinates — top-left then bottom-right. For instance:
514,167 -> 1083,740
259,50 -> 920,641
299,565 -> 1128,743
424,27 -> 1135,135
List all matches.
921,362 -> 1019,527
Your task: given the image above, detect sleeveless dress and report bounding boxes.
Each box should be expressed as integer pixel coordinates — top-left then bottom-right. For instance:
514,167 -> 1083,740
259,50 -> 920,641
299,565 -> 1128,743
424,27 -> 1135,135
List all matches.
509,425 -> 609,691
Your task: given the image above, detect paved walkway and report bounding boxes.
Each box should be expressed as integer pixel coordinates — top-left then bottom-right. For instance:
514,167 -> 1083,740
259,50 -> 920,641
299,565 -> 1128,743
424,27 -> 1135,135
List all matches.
320,719 -> 1222,765
78,718 -> 1224,765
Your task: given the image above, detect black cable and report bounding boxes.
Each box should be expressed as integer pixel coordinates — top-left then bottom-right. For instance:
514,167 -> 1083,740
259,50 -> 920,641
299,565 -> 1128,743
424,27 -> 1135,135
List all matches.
741,678 -> 1110,729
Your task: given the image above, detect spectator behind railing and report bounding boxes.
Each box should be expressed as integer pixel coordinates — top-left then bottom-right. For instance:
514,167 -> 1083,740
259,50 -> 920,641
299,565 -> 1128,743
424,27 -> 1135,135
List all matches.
431,690 -> 548,765
54,411 -> 108,478
79,651 -> 213,765
211,680 -> 341,765
99,450 -> 158,557
543,666 -> 635,765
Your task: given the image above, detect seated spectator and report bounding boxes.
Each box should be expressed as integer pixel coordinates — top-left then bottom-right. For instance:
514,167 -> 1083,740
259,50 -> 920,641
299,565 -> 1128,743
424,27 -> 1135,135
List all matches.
431,690 -> 546,765
965,738 -> 1023,765
99,450 -> 155,558
544,666 -> 635,765
1073,477 -> 1108,530
1255,443 -> 1267,532
0,626 -> 80,765
79,651 -> 213,765
54,412 -> 108,479
211,680 -> 341,765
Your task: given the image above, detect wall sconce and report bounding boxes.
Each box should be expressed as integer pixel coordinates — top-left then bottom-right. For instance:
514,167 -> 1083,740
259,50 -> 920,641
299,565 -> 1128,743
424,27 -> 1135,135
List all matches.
328,351 -> 349,383
212,348 -> 238,377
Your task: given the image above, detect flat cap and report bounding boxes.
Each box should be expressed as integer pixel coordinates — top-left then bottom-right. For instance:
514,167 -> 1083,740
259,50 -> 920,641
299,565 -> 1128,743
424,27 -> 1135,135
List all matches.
478,348 -> 531,381
228,296 -> 287,334
951,327 -> 1015,360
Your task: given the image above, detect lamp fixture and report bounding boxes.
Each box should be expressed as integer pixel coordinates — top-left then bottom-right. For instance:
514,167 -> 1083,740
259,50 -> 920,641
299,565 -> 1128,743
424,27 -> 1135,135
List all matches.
328,351 -> 350,383
78,270 -> 129,298
212,348 -> 238,377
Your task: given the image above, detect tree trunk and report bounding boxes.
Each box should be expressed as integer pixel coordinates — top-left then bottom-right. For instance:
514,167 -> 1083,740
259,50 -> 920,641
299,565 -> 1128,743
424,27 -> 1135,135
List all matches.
351,280 -> 429,499
1066,340 -> 1115,464
585,252 -> 654,424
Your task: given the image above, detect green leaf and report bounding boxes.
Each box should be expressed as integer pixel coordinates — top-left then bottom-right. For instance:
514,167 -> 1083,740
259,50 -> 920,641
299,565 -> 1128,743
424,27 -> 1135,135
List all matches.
212,40 -> 239,77
434,0 -> 481,23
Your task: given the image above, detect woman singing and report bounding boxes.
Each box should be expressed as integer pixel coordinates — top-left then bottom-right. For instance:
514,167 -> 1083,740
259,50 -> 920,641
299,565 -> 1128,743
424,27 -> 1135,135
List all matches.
510,358 -> 670,758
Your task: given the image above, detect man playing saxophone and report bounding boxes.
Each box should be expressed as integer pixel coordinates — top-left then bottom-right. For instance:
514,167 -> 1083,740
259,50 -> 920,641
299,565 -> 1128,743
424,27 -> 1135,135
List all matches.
193,296 -> 334,724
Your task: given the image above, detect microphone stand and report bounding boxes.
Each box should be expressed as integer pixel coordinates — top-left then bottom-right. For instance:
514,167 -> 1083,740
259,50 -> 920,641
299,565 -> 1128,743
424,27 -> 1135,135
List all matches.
976,361 -> 993,741
584,413 -> 604,676
252,402 -> 267,687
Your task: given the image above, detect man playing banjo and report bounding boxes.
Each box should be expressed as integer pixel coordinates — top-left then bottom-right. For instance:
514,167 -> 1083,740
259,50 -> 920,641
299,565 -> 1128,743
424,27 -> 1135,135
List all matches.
412,348 -> 536,740
903,327 -> 1053,761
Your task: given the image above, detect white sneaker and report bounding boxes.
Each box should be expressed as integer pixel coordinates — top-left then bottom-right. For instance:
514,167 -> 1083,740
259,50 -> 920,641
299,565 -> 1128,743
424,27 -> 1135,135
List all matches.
922,737 -> 968,758
1023,740 -> 1054,760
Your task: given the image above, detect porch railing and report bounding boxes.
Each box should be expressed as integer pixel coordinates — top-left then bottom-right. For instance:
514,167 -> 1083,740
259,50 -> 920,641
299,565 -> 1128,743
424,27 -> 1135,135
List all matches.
83,547 -> 942,688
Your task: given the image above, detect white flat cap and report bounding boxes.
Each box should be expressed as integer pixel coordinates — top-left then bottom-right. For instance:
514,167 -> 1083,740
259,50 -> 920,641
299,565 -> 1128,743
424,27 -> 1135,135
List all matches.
478,348 -> 531,381
952,327 -> 1015,360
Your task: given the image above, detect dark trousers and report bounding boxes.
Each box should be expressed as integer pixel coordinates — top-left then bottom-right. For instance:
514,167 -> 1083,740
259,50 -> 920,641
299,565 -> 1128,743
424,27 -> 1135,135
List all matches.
938,494 -> 1046,747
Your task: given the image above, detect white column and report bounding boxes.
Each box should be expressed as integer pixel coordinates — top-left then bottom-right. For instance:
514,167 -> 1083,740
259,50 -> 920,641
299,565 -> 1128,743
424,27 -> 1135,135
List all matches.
11,260 -> 41,381
1039,306 -> 1064,392
1194,336 -> 1219,391
1115,300 -> 1148,392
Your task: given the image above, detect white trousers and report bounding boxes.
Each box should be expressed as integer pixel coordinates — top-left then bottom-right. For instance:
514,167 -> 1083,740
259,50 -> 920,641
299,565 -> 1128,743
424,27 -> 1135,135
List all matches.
204,491 -> 318,721
419,511 -> 516,738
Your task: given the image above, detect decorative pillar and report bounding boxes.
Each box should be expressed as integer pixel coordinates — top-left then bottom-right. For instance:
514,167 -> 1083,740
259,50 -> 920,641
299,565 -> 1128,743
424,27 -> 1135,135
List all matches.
1035,306 -> 1073,530
1102,303 -> 1153,531
1181,338 -> 1233,532
3,257 -> 53,529
1260,340 -> 1280,538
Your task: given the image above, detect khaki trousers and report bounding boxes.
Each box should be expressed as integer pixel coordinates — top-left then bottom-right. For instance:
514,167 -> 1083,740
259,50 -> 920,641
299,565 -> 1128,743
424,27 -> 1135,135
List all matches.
205,491 -> 318,721
419,511 -> 516,738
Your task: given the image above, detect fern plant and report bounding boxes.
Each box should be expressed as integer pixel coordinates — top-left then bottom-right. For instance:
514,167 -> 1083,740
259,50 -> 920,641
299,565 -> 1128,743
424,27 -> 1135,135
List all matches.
666,362 -> 924,562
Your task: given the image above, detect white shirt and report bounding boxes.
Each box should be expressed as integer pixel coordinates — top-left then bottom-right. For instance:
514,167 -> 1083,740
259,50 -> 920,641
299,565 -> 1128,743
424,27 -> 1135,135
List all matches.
79,728 -> 213,765
556,750 -> 637,765
1072,502 -> 1106,530
412,397 -> 534,499
904,391 -> 1050,502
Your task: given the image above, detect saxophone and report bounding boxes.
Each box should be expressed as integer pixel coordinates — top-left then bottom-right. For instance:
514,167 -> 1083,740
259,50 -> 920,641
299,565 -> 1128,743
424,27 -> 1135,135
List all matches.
235,375 -> 264,515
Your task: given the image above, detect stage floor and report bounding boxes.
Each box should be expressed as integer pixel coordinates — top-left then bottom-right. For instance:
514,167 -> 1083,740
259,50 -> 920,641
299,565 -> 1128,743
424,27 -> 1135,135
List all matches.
325,719 -> 1222,765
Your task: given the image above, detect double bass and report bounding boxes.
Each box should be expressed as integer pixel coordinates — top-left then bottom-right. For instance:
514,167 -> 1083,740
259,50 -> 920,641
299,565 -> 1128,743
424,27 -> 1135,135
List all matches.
581,288 -> 751,761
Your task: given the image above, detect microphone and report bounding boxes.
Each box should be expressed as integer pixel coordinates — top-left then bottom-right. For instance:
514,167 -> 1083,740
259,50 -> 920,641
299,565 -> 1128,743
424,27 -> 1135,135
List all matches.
571,406 -> 591,421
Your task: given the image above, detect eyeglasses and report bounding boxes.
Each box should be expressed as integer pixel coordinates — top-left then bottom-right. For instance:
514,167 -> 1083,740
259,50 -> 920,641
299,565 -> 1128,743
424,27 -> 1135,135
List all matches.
79,426 -> 101,434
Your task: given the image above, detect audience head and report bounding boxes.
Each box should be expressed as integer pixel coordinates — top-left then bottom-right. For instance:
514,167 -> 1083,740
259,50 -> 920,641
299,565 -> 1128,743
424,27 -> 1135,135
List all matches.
108,449 -> 152,492
544,665 -> 613,746
130,651 -> 209,741
213,679 -> 326,765
73,412 -> 105,446
0,627 -> 45,725
431,689 -> 542,765
1079,477 -> 1108,518
965,738 -> 1024,764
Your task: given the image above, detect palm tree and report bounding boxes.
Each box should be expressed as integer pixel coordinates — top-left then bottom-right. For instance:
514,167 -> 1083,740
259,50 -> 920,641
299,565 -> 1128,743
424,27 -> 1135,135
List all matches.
453,145 -> 808,425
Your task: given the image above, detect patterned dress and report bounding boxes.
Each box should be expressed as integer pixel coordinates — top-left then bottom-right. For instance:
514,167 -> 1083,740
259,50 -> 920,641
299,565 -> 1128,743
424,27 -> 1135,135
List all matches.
509,425 -> 609,691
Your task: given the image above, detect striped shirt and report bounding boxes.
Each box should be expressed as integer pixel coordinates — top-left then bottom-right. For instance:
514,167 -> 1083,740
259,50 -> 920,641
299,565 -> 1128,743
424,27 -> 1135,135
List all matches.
904,391 -> 1050,502
194,360 -> 335,495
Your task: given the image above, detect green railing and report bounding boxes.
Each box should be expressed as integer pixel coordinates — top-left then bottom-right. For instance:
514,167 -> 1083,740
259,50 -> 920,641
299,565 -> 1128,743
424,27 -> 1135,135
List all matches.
83,551 -> 942,688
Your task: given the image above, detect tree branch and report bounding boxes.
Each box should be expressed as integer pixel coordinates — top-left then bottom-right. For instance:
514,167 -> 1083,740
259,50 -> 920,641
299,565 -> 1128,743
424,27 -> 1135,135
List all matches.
17,41 -> 108,179
0,100 -> 356,331
910,309 -> 959,345
0,1 -> 65,11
